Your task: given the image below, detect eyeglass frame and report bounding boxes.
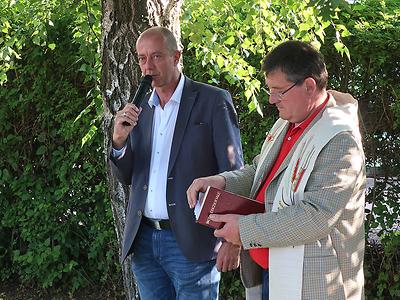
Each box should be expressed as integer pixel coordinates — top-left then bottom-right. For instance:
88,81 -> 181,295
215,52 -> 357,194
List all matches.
266,79 -> 303,100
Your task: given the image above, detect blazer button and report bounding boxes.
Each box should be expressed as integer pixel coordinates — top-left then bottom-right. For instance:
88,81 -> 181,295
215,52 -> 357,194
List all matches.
137,210 -> 142,217
143,185 -> 148,191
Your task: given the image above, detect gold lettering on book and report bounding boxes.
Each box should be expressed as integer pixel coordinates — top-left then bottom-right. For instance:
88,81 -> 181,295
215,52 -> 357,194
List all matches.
206,191 -> 221,224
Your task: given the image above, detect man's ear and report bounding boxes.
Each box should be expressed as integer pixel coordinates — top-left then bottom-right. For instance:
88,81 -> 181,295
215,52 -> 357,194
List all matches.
174,50 -> 181,65
304,77 -> 317,94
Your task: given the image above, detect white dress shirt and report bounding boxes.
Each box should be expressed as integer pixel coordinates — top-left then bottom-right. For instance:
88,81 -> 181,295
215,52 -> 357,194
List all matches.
144,75 -> 184,219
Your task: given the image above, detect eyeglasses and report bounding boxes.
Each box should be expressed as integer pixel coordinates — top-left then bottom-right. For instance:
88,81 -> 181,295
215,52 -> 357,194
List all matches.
266,80 -> 301,100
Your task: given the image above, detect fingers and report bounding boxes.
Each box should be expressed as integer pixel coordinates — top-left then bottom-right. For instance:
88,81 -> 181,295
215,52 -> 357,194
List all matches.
117,104 -> 141,127
213,216 -> 229,240
112,105 -> 141,149
187,175 -> 226,209
217,256 -> 237,272
186,178 -> 207,208
216,242 -> 240,272
215,247 -> 225,272
209,213 -> 228,223
211,214 -> 242,246
213,226 -> 225,239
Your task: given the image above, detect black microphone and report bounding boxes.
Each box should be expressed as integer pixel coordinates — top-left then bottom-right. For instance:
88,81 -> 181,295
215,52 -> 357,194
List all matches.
123,75 -> 152,126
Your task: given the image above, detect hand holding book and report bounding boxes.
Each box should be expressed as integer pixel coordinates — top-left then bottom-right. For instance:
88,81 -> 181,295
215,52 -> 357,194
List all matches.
187,175 -> 227,209
194,186 -> 264,229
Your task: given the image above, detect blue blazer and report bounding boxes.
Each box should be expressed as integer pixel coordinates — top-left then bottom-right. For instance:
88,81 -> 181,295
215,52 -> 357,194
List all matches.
110,76 -> 243,262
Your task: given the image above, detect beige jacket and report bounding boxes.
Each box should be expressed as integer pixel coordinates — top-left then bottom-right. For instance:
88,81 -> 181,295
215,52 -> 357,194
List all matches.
221,91 -> 366,299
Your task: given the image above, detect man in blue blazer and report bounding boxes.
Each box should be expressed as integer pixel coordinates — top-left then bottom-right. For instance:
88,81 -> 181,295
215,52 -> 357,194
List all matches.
110,26 -> 244,299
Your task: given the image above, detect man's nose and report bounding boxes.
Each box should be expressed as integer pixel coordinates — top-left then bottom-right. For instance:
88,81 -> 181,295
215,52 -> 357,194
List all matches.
268,94 -> 278,104
143,57 -> 155,70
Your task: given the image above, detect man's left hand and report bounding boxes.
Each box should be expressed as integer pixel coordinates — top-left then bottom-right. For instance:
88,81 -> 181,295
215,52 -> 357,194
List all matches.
210,214 -> 242,246
216,242 -> 240,272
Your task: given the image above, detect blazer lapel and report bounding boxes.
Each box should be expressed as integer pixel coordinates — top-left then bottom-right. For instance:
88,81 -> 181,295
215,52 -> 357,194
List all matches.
250,123 -> 289,197
167,76 -> 197,176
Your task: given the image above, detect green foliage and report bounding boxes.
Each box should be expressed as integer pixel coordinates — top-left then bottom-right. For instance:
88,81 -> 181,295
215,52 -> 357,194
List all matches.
182,0 -> 350,112
0,0 -> 119,294
321,5 -> 400,297
0,0 -> 102,146
365,233 -> 400,299
220,270 -> 245,300
181,0 -> 352,162
0,0 -> 399,298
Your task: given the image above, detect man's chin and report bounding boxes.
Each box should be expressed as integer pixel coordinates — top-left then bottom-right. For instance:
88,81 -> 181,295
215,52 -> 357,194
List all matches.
151,78 -> 162,87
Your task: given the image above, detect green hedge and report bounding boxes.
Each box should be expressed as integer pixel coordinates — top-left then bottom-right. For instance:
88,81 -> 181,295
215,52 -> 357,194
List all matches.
0,0 -> 399,299
0,14 -> 119,292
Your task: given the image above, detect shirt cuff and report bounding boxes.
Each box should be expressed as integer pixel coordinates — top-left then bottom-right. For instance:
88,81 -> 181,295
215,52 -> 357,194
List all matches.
112,145 -> 127,159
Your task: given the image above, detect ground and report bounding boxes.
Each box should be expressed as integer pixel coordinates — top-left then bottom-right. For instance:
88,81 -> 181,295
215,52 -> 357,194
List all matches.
0,278 -> 124,300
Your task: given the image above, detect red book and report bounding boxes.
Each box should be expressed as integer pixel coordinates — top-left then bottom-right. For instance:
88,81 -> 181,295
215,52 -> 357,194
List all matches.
194,186 -> 265,229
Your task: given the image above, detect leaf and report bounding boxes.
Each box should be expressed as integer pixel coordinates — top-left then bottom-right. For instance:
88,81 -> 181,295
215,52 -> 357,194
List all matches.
334,41 -> 344,52
81,125 -> 98,147
343,45 -> 351,61
253,95 -> 263,117
36,145 -> 46,156
216,55 -> 225,68
247,99 -> 256,113
315,28 -> 325,42
244,89 -> 252,100
299,23 -> 310,32
79,64 -> 87,72
2,168 -> 10,180
48,43 -> 56,50
224,36 -> 235,45
32,36 -> 41,46
74,100 -> 94,123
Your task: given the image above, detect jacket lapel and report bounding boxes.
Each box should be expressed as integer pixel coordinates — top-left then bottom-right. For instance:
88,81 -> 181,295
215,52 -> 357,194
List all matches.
250,123 -> 289,197
167,76 -> 197,176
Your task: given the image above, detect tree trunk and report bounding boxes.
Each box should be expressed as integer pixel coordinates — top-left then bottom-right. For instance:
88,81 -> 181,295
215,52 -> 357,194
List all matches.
100,0 -> 182,299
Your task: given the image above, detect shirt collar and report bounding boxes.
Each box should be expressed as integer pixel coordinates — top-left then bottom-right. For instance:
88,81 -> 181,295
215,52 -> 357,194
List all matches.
148,74 -> 185,107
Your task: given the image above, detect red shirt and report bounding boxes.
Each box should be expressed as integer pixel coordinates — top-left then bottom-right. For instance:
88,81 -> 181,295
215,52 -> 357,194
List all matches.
250,97 -> 328,269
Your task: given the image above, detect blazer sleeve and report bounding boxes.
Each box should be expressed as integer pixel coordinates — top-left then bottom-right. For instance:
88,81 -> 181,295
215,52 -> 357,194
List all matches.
220,156 -> 259,198
109,137 -> 134,185
238,131 -> 365,249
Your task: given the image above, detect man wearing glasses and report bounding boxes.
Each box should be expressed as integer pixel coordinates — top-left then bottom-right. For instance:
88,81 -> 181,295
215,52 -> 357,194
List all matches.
187,40 -> 366,299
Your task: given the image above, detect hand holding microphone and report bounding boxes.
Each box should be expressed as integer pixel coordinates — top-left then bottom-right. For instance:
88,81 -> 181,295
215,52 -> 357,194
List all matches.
112,75 -> 152,149
122,75 -> 153,126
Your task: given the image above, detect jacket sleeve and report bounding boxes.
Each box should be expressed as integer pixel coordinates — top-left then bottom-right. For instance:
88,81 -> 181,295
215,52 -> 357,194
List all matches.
109,137 -> 134,185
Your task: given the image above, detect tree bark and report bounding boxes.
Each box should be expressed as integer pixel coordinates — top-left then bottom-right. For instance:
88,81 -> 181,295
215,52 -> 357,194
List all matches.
100,0 -> 182,299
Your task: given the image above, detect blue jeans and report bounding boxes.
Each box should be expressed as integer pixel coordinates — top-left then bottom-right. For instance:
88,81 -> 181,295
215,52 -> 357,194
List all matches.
131,223 -> 220,300
262,269 -> 269,300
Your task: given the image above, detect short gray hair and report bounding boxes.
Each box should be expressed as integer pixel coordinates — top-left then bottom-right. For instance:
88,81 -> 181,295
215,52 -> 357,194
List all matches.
138,26 -> 179,54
